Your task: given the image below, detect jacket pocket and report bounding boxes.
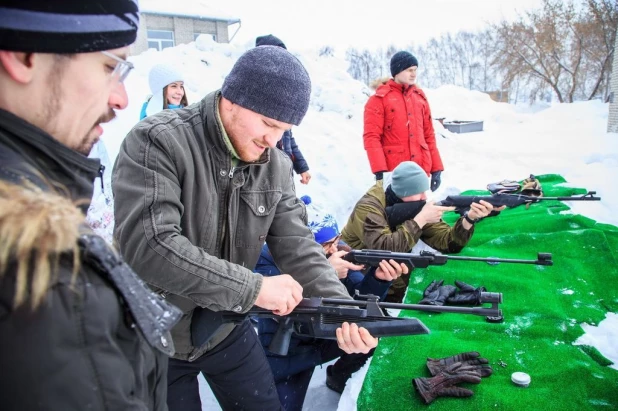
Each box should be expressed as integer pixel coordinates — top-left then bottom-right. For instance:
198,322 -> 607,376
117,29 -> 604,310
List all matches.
236,190 -> 282,249
384,107 -> 396,134
418,140 -> 431,172
383,145 -> 408,171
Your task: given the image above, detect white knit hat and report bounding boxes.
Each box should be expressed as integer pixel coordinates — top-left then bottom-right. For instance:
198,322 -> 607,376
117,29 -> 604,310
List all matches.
145,63 -> 185,117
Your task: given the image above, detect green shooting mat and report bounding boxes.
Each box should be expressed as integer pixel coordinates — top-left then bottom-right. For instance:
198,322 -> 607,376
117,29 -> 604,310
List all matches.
358,174 -> 618,410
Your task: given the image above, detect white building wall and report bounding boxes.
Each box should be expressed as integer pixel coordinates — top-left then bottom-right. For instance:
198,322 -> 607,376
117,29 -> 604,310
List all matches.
131,14 -> 232,55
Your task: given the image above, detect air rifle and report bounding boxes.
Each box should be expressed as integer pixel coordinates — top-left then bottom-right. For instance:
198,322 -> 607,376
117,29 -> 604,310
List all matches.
191,292 -> 502,356
386,191 -> 600,228
343,249 -> 553,269
436,191 -> 601,215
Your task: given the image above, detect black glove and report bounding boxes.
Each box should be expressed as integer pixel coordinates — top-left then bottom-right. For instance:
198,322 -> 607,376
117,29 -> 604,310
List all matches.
426,351 -> 493,377
419,280 -> 456,306
412,362 -> 482,404
446,281 -> 486,306
375,171 -> 385,181
430,171 -> 442,191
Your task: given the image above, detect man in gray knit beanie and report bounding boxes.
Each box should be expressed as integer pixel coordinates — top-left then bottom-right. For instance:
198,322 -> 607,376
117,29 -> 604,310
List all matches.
341,159 -> 504,303
113,45 -> 380,411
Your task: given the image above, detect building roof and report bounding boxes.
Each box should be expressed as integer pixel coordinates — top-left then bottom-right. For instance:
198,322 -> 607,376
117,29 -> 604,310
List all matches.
140,0 -> 241,24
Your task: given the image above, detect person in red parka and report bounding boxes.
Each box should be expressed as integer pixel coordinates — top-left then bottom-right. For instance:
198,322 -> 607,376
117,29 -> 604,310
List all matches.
363,51 -> 444,191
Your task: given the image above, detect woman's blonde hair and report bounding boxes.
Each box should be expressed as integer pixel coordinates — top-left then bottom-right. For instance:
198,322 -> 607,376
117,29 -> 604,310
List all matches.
0,180 -> 83,309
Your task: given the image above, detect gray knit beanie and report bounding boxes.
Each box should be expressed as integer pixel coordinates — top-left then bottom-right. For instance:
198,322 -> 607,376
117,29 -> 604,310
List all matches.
391,161 -> 430,198
221,46 -> 311,126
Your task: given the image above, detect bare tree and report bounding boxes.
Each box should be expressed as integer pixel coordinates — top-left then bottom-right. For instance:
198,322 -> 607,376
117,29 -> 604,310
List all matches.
581,0 -> 618,100
492,0 -> 618,102
319,46 -> 335,57
346,48 -> 382,85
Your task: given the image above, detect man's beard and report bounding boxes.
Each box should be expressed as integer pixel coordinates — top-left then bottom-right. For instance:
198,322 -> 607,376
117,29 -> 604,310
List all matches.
41,58 -> 116,156
75,109 -> 116,155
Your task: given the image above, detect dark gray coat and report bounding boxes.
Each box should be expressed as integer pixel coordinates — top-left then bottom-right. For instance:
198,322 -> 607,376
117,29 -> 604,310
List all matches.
112,91 -> 350,361
0,108 -> 179,410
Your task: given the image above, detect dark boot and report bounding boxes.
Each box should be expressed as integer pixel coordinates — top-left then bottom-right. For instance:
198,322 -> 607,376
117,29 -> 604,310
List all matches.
325,365 -> 346,394
325,350 -> 375,394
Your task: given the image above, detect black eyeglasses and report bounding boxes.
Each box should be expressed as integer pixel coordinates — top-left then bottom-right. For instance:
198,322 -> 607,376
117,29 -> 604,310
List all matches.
100,51 -> 134,83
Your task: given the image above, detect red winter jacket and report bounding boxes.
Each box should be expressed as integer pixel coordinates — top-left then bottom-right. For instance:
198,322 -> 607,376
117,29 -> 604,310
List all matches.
363,79 -> 444,175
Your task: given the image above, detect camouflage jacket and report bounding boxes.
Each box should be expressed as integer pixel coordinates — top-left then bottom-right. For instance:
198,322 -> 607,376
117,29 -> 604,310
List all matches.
340,181 -> 473,253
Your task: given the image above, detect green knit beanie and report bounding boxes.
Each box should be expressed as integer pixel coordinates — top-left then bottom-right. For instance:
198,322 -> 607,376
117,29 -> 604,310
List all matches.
391,161 -> 430,198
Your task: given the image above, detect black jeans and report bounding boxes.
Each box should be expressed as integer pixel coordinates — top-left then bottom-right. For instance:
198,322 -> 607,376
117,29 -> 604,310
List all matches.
167,320 -> 284,411
266,339 -> 342,410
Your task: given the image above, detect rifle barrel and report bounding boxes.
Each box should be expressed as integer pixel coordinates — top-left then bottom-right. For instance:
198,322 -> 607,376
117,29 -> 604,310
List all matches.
522,191 -> 600,201
320,292 -> 502,317
445,253 -> 553,265
378,303 -> 502,317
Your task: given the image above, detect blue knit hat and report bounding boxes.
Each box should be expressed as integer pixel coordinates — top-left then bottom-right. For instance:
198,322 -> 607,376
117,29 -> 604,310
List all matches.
391,161 -> 430,198
302,196 -> 339,244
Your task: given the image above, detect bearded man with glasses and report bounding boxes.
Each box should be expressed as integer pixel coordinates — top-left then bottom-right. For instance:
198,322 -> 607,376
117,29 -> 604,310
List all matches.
0,2 -> 181,410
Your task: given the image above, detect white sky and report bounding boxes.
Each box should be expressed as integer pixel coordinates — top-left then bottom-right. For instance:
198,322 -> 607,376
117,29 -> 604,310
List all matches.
217,0 -> 545,50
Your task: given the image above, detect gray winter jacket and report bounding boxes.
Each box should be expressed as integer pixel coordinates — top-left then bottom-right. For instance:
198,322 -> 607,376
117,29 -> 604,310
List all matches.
113,91 -> 350,361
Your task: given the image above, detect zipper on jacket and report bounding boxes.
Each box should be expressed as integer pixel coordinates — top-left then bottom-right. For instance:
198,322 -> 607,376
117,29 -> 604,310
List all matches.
217,165 -> 233,258
98,164 -> 105,193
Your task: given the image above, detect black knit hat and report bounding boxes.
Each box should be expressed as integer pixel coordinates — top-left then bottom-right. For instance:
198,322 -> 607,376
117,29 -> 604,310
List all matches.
255,34 -> 287,50
222,46 -> 311,126
0,1 -> 139,53
390,51 -> 419,77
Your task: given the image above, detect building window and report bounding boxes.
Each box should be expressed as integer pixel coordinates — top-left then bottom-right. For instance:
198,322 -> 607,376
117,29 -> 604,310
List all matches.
147,30 -> 175,51
194,32 -> 216,42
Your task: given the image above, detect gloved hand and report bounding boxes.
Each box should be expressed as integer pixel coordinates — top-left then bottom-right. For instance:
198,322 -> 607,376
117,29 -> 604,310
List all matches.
446,280 -> 487,306
419,280 -> 456,306
426,351 -> 493,377
430,171 -> 442,192
412,362 -> 482,404
375,171 -> 385,181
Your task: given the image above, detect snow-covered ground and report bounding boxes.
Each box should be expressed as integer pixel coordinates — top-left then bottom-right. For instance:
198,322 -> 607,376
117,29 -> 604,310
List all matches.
99,37 -> 618,410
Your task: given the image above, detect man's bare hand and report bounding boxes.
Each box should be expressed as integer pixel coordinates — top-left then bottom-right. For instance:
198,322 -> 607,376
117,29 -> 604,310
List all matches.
299,171 -> 311,185
468,200 -> 506,220
336,322 -> 378,354
414,202 -> 456,227
328,250 -> 365,279
375,259 -> 409,281
254,275 -> 303,315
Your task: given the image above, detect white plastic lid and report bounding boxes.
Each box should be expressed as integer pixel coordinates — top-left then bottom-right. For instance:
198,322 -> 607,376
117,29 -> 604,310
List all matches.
511,372 -> 531,387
